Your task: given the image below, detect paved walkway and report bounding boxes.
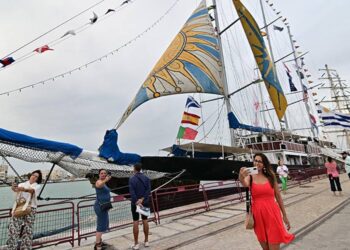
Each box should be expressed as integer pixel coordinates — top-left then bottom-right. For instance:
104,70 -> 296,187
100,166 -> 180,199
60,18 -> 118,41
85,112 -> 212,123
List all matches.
43,174 -> 349,250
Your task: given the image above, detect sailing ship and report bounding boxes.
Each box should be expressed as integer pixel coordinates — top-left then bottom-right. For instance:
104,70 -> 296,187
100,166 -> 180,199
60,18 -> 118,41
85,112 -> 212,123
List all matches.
0,0 -> 346,193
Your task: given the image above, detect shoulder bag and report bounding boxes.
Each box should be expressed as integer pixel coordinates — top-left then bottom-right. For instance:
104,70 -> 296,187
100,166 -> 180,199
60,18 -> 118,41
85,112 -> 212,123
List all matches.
13,192 -> 32,218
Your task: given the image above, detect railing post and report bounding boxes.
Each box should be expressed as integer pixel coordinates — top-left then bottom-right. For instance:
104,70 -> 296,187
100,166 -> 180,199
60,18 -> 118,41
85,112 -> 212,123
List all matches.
200,184 -> 210,211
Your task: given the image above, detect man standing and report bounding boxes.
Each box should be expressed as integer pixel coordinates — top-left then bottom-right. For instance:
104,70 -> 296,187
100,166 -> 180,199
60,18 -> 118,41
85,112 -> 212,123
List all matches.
129,163 -> 151,250
342,152 -> 350,179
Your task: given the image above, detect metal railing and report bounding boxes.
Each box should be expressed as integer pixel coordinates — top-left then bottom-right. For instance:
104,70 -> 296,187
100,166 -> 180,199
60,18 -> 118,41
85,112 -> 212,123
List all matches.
0,167 -> 330,249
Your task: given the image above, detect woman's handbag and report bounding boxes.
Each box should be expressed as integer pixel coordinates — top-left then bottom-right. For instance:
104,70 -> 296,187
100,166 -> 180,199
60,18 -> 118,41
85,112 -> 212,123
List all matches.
99,200 -> 113,211
245,176 -> 254,230
13,192 -> 32,218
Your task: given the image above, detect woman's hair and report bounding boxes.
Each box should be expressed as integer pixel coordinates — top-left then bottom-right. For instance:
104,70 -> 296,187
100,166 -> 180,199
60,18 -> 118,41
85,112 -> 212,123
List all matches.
32,170 -> 43,184
327,156 -> 332,163
254,153 -> 276,187
98,169 -> 107,174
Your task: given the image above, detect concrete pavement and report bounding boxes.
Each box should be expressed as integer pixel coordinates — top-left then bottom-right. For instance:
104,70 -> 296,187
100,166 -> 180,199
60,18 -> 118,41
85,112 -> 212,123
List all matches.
49,173 -> 349,250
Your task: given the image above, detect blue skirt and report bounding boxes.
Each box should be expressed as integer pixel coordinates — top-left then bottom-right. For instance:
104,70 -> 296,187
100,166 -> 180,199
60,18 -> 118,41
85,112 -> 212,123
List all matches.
94,202 -> 109,232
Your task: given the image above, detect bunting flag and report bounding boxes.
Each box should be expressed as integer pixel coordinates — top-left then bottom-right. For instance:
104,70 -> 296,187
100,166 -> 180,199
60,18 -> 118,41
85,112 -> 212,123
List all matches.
34,45 -> 53,53
306,74 -> 311,78
181,111 -> 200,125
273,25 -> 284,32
260,31 -> 267,36
116,0 -> 224,128
308,80 -> 314,84
284,63 -> 297,92
233,0 -> 287,120
300,57 -> 305,67
0,57 -> 15,67
276,11 -> 281,15
105,9 -> 115,15
121,0 -> 131,6
298,71 -> 305,79
317,105 -> 350,129
302,84 -> 308,102
185,96 -> 201,109
61,30 -> 76,38
310,113 -> 318,132
90,12 -> 98,24
177,126 -> 198,140
282,18 -> 287,22
312,92 -> 317,96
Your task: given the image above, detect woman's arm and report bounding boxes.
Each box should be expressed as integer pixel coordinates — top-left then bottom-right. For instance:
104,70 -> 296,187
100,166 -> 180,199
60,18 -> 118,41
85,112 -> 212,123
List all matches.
95,176 -> 111,189
274,182 -> 291,230
239,167 -> 251,187
16,186 -> 35,194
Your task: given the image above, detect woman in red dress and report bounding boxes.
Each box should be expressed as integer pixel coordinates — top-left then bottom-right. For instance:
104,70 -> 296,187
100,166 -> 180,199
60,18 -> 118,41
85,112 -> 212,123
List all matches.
239,153 -> 294,250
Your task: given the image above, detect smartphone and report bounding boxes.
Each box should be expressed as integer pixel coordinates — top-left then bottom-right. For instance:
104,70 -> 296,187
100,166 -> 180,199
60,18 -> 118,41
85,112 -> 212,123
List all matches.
246,167 -> 258,175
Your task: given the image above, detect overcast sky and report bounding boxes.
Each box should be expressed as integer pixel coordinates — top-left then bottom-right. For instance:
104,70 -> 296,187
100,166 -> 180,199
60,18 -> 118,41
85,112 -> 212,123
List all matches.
1,0 -> 349,174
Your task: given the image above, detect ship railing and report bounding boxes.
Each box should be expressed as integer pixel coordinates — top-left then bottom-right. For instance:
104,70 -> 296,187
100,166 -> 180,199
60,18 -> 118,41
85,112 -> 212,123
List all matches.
153,184 -> 209,224
76,193 -> 157,246
0,201 -> 75,249
246,141 -> 306,153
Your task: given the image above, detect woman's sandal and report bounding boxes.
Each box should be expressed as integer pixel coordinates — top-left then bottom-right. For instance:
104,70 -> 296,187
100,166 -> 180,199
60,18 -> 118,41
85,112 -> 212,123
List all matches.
94,242 -> 102,250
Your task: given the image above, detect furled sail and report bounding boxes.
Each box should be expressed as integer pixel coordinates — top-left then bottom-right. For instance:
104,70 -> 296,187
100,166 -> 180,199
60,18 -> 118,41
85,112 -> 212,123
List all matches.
117,0 -> 224,128
232,0 -> 287,120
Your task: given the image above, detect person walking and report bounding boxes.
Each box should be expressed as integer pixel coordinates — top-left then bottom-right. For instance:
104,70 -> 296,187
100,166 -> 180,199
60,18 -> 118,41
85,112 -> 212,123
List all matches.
276,160 -> 289,195
7,170 -> 42,250
325,157 -> 342,196
342,152 -> 350,179
239,153 -> 294,250
94,169 -> 112,250
129,163 -> 151,250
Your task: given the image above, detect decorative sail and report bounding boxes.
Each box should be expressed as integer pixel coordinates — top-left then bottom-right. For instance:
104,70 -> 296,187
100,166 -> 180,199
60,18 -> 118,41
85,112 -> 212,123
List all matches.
232,0 -> 287,120
117,0 -> 224,128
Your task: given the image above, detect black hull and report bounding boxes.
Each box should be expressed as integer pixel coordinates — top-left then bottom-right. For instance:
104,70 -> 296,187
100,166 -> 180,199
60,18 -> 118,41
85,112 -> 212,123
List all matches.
87,156 -> 313,194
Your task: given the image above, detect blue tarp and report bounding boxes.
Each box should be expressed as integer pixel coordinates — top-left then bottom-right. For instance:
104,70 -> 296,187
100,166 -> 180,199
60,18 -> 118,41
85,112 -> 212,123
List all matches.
0,128 -> 83,158
228,112 -> 273,133
98,129 -> 141,165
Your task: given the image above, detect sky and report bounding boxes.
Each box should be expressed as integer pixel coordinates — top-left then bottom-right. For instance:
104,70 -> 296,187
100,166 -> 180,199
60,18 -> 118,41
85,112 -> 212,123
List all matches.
1,0 -> 349,174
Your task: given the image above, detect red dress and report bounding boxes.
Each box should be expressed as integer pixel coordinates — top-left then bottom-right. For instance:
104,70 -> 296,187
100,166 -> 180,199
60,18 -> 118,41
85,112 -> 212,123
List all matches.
251,181 -> 294,244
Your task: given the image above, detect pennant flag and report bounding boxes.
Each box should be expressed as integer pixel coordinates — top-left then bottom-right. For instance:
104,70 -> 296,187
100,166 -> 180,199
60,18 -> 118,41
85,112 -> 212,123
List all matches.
298,71 -> 305,79
284,63 -> 297,92
304,69 -> 308,72
105,9 -> 115,15
308,80 -> 314,84
177,126 -> 198,140
292,40 -> 297,43
181,111 -> 200,125
295,45 -> 300,49
276,11 -> 281,15
34,45 -> 53,53
233,0 -> 287,120
260,31 -> 267,36
282,18 -> 287,22
121,0 -> 131,6
0,57 -> 15,67
317,105 -> 350,129
90,12 -> 98,24
61,30 -> 76,38
306,74 -> 311,78
269,3 -> 273,6
185,96 -> 201,109
302,84 -> 308,102
312,92 -> 317,96
273,25 -> 284,32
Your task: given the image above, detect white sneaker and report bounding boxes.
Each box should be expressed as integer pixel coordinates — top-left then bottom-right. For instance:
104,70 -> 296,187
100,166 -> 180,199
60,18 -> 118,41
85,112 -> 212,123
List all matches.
131,244 -> 139,250
144,242 -> 150,247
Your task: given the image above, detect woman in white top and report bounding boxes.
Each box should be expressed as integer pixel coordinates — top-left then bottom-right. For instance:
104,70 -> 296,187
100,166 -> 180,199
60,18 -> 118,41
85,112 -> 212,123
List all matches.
276,160 -> 289,194
7,170 -> 42,250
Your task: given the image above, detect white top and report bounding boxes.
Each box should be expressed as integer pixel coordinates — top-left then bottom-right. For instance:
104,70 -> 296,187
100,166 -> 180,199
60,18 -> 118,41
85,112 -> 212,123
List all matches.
17,181 -> 41,208
276,165 -> 289,178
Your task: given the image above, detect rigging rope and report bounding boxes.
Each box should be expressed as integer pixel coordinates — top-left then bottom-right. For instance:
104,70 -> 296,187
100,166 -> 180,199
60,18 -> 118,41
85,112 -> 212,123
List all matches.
1,0 -> 107,60
0,0 -> 181,97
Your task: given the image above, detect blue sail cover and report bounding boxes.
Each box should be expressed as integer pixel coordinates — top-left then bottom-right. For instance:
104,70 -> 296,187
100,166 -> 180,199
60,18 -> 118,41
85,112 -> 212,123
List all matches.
228,112 -> 273,133
98,129 -> 141,165
0,128 -> 83,158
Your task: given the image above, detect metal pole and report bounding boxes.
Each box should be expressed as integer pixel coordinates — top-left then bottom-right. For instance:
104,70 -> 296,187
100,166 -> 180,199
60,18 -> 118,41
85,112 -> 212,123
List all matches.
0,152 -> 24,182
38,163 -> 56,199
259,0 -> 289,129
286,25 -> 316,138
212,0 -> 236,146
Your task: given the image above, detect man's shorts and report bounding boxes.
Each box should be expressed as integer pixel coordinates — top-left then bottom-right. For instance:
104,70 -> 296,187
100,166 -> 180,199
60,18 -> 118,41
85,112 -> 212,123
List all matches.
131,204 -> 149,221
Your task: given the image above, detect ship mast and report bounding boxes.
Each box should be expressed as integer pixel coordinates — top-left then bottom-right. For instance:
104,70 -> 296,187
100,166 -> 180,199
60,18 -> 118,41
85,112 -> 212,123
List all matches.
286,25 -> 316,138
259,0 -> 289,130
319,64 -> 350,148
212,0 -> 236,146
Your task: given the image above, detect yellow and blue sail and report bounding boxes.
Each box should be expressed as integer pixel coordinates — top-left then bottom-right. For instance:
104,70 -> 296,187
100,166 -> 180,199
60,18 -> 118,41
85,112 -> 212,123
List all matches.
117,0 -> 224,128
232,0 -> 287,120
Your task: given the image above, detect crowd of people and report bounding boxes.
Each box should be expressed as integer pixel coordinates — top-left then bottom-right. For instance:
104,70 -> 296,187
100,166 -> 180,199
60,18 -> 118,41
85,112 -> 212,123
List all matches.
5,152 -> 350,249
